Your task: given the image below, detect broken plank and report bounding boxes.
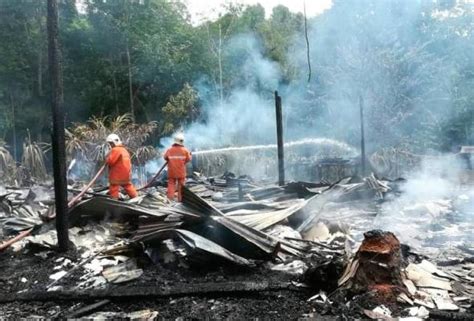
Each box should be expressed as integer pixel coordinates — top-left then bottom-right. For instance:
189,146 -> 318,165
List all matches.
0,281 -> 302,303
428,310 -> 474,320
67,299 -> 111,318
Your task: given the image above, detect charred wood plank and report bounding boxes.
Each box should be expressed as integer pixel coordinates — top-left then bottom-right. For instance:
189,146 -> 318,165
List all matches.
428,310 -> 474,320
436,257 -> 474,266
359,95 -> 366,176
67,299 -> 111,318
0,281 -> 300,303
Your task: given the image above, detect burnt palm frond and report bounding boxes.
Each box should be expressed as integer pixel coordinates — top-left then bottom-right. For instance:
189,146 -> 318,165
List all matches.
22,135 -> 48,180
65,128 -> 88,160
89,142 -> 110,163
66,114 -> 159,164
120,121 -> 158,149
110,113 -> 133,132
132,145 -> 159,166
0,141 -> 16,183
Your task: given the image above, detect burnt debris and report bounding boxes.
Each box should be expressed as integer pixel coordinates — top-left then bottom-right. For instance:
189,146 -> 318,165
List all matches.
0,173 -> 473,319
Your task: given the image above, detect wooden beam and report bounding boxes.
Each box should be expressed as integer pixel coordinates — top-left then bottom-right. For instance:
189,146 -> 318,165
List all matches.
47,0 -> 69,251
275,91 -> 285,186
359,95 -> 366,176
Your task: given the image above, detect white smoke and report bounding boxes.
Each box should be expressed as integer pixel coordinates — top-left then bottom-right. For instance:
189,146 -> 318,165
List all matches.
373,155 -> 474,251
154,32 -> 360,179
182,34 -> 281,149
185,89 -> 276,149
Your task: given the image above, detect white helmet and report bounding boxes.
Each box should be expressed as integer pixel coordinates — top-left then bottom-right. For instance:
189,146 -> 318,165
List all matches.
106,133 -> 122,145
174,133 -> 185,145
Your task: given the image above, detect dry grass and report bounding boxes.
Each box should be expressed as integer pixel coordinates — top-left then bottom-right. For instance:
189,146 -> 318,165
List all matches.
66,113 -> 159,164
21,134 -> 48,181
66,114 -> 159,184
0,114 -> 160,186
0,140 -> 17,184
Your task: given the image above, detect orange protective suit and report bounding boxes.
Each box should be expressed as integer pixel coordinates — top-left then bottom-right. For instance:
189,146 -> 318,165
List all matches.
164,144 -> 191,201
106,144 -> 137,199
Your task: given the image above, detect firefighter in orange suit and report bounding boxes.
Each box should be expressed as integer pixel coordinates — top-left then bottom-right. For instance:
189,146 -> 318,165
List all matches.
164,133 -> 191,201
105,134 -> 138,199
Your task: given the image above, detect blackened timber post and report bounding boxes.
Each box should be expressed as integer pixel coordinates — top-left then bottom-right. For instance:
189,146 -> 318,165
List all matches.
359,95 -> 366,176
275,91 -> 285,186
48,0 -> 69,251
238,182 -> 243,201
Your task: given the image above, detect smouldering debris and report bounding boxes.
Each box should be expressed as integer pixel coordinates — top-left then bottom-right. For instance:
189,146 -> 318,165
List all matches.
1,172 -> 473,319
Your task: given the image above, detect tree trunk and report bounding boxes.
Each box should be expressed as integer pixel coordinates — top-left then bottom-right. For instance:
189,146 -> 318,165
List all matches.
47,0 -> 69,251
303,1 -> 311,83
218,24 -> 223,105
112,70 -> 119,116
275,91 -> 285,186
38,51 -> 44,96
359,95 -> 366,176
37,9 -> 44,97
126,41 -> 135,121
8,90 -> 17,162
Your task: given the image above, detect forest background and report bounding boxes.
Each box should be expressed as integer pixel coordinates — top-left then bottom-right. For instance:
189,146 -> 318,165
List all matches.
0,0 -> 473,165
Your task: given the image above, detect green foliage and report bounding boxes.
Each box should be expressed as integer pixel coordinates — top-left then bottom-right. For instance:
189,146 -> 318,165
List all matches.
0,0 -> 49,149
161,83 -> 198,135
259,6 -> 303,80
293,0 -> 474,151
0,0 -> 473,165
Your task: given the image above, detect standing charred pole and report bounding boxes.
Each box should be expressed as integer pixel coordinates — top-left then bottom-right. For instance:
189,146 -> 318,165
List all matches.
275,91 -> 285,186
359,95 -> 366,176
48,0 -> 69,251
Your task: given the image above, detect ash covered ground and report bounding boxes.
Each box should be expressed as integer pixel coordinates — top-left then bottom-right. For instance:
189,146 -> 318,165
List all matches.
0,250 -> 316,319
1,171 -> 473,319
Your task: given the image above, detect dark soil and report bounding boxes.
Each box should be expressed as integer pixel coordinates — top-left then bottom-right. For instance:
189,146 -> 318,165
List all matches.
0,250 -> 328,319
0,291 -> 325,319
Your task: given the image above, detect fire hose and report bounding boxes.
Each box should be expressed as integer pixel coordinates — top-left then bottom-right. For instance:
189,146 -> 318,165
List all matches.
0,162 -> 168,251
67,164 -> 107,208
137,161 -> 168,191
68,160 -> 168,204
0,164 -> 106,251
0,228 -> 34,251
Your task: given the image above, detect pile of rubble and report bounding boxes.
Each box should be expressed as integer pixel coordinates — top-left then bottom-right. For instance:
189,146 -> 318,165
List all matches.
0,173 -> 473,319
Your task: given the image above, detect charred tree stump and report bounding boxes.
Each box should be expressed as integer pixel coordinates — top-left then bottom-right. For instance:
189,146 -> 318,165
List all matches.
339,230 -> 406,304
